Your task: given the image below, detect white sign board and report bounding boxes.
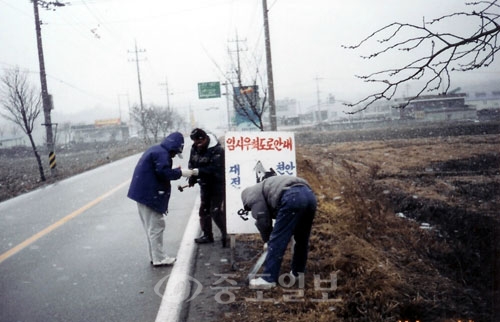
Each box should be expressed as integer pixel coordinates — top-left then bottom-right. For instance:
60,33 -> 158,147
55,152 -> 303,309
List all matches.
225,131 -> 296,234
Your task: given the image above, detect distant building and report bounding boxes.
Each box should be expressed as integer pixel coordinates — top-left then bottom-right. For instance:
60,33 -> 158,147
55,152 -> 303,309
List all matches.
0,136 -> 26,148
70,118 -> 129,143
276,98 -> 300,125
349,102 -> 398,122
398,93 -> 477,121
465,90 -> 500,110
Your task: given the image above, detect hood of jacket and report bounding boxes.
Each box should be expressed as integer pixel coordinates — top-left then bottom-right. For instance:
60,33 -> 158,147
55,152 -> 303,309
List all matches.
161,131 -> 184,155
205,132 -> 219,149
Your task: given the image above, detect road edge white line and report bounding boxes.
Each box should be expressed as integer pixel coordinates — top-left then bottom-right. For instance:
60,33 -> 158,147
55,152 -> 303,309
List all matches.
155,197 -> 201,322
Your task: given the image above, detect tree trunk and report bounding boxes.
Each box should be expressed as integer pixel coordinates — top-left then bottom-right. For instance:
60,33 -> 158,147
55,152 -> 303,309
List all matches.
28,133 -> 46,182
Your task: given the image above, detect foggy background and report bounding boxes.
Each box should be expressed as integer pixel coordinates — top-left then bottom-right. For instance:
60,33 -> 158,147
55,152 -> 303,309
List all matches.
1,0 -> 499,142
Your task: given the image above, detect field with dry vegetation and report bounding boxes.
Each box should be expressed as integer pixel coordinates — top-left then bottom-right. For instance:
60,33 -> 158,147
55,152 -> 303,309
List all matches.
0,141 -> 144,202
219,122 -> 499,322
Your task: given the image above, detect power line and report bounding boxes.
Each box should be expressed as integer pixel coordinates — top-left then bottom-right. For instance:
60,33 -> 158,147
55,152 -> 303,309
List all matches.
1,61 -> 116,106
0,0 -> 32,17
52,8 -> 129,61
80,0 -> 125,43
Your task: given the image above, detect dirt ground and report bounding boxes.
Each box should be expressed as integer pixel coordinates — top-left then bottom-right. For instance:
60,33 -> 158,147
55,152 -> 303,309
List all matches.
1,122 -> 499,321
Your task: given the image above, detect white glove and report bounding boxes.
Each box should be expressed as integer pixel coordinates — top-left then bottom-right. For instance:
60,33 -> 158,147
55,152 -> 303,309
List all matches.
181,169 -> 193,177
191,168 -> 199,176
263,243 -> 268,251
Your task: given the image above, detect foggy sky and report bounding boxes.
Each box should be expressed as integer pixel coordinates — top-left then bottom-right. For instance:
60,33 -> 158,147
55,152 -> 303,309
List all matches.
1,0 -> 499,135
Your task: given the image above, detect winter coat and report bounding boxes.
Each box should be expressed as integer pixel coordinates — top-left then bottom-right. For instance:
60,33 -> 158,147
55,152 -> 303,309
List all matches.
188,133 -> 225,190
127,132 -> 184,214
241,175 -> 311,242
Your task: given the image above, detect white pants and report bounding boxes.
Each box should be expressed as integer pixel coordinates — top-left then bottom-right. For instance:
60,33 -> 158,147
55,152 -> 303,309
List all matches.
137,203 -> 167,263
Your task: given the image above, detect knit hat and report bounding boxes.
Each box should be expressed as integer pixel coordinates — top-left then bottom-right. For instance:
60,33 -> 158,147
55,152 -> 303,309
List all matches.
190,128 -> 207,140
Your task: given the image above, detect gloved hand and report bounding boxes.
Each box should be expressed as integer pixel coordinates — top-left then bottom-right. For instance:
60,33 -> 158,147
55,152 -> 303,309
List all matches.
181,169 -> 193,177
191,168 -> 199,176
263,243 -> 268,251
188,176 -> 197,187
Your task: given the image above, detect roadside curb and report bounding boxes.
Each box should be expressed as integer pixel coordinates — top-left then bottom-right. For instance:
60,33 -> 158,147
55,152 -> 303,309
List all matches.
155,197 -> 201,322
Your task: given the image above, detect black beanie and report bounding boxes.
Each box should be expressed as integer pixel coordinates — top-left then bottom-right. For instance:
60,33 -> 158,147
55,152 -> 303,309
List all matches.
190,128 -> 207,140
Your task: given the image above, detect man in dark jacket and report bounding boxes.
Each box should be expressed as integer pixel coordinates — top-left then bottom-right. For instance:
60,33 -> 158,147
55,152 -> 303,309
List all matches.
188,128 -> 227,247
241,175 -> 317,287
128,132 -> 193,266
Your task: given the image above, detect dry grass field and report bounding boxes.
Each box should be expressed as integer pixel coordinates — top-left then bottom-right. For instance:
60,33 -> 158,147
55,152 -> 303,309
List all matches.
219,124 -> 499,322
0,141 -> 144,202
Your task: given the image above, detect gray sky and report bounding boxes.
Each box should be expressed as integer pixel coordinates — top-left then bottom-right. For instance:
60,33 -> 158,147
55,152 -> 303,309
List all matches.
1,0 -> 499,131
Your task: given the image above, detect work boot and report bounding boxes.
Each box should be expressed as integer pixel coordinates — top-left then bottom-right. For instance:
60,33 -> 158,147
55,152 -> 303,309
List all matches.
194,235 -> 214,244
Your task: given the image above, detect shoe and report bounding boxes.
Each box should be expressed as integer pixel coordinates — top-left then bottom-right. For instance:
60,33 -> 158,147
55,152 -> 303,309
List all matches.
194,235 -> 214,244
249,277 -> 276,288
152,257 -> 176,267
221,236 -> 228,248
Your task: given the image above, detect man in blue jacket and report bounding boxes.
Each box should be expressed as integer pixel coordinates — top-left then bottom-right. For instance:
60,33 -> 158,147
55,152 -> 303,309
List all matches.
128,132 -> 193,267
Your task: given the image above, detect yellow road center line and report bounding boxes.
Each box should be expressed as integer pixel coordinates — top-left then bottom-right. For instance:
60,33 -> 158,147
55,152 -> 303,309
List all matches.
0,179 -> 130,265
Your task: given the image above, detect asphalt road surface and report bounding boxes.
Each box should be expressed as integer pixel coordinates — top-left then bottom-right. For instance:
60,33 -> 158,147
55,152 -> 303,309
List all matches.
0,153 -> 198,322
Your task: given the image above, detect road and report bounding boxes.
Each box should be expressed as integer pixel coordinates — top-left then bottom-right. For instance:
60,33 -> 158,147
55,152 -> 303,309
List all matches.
0,153 -> 199,322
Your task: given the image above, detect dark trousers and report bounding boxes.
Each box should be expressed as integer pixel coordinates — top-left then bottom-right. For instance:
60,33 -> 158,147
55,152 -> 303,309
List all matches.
263,185 -> 317,283
199,185 -> 226,239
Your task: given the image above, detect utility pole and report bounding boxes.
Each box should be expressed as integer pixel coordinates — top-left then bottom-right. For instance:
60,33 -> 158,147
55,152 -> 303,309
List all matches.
32,0 -> 65,176
262,0 -> 277,131
314,76 -> 323,123
228,32 -> 247,85
227,33 -> 247,129
128,40 -> 146,112
221,81 -> 231,130
128,40 -> 146,140
118,93 -> 132,133
159,76 -> 171,112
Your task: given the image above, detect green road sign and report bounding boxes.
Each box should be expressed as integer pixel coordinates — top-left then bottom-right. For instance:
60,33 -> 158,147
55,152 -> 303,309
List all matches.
198,82 -> 221,99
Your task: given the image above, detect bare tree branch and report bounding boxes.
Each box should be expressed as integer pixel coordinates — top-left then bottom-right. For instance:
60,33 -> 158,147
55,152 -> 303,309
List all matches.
343,0 -> 500,113
0,67 -> 46,181
130,103 -> 183,144
203,43 -> 268,131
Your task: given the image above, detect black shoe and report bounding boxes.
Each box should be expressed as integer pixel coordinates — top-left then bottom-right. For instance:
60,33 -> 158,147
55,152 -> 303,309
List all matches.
195,235 -> 214,244
221,235 -> 228,248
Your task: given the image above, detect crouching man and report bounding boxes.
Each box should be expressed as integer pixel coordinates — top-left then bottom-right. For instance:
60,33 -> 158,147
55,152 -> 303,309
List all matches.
241,175 -> 317,287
